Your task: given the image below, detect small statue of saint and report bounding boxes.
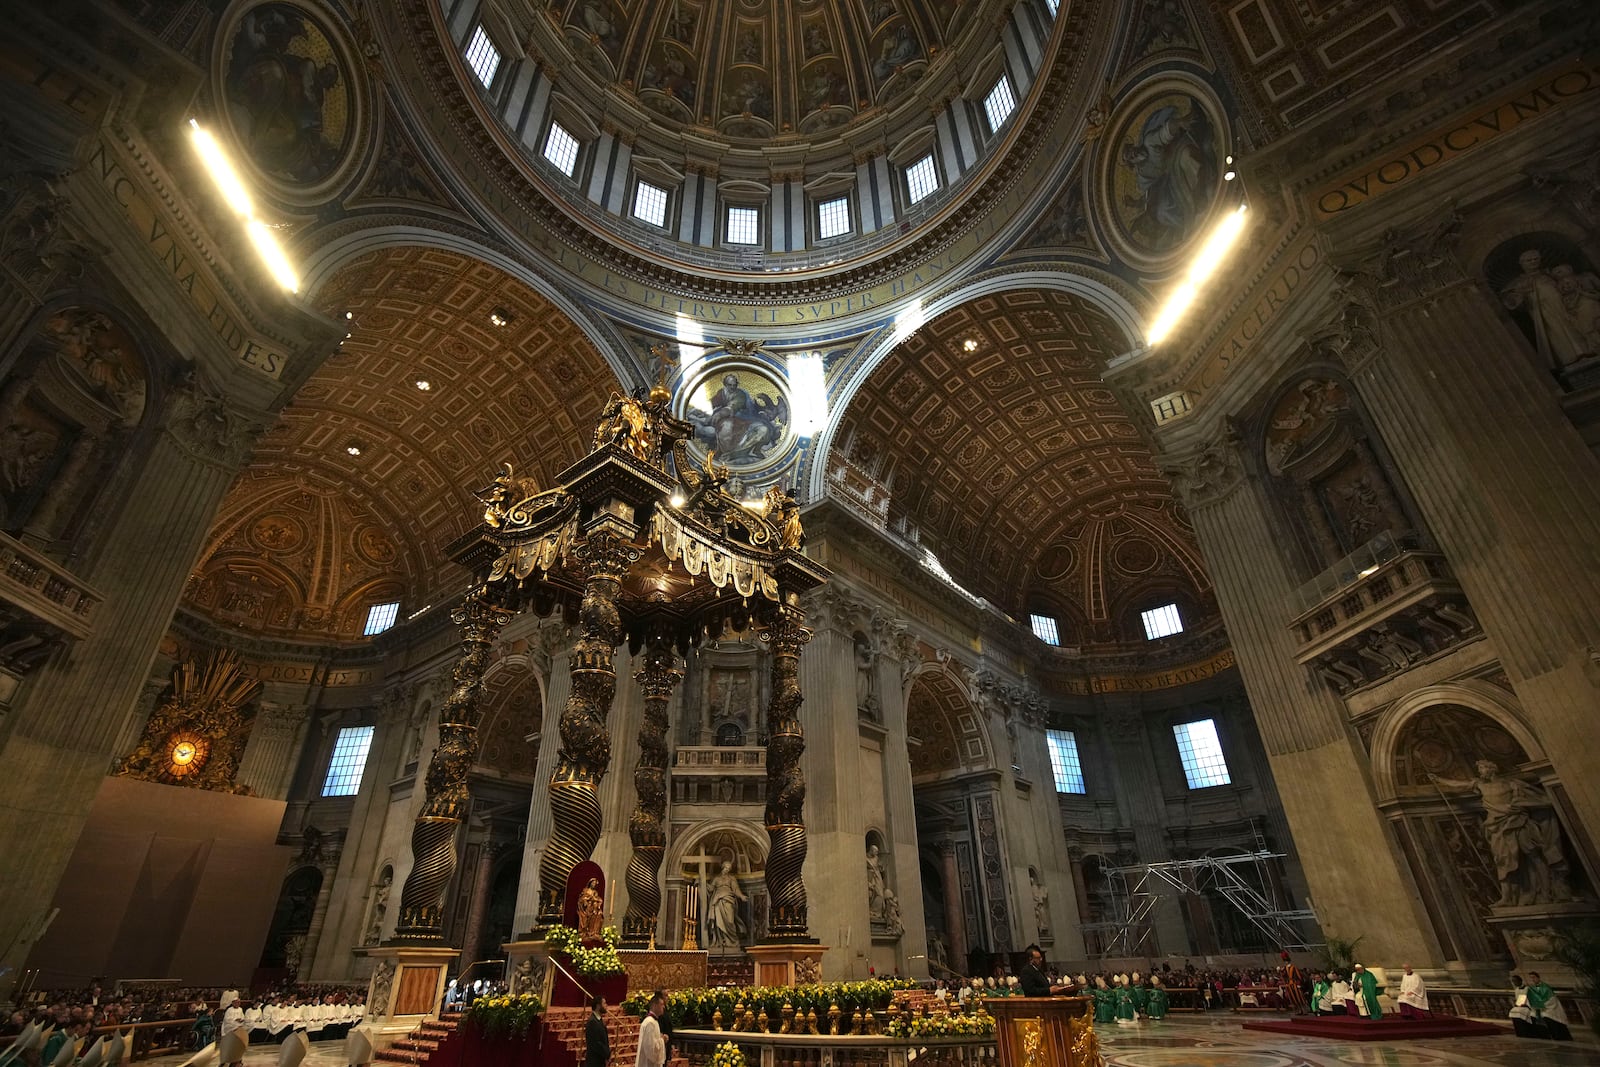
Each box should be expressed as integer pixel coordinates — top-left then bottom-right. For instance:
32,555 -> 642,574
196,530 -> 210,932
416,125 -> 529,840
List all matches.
577,877 -> 605,939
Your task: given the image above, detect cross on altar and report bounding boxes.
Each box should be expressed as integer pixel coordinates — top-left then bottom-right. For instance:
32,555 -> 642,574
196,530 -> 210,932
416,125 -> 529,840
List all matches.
681,852 -> 721,950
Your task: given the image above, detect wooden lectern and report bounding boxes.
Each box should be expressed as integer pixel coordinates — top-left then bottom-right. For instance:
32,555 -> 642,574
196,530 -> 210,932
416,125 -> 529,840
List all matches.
987,996 -> 1103,1067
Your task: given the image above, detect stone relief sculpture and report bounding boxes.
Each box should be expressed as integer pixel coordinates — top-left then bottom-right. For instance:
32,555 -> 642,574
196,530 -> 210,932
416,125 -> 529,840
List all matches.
705,860 -> 747,949
365,868 -> 391,946
369,961 -> 394,1016
1430,760 -> 1571,906
577,877 -> 605,938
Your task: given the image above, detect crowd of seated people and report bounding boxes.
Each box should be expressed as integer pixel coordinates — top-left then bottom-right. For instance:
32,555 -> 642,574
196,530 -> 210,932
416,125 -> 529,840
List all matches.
2,981 -> 366,1050
923,960 -> 1310,1013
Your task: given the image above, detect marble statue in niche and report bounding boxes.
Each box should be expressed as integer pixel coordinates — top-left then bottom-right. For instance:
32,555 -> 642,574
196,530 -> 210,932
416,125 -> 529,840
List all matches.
1030,867 -> 1051,939
854,632 -> 880,720
867,841 -> 904,936
365,867 -> 391,945
1494,243 -> 1600,378
1430,760 -> 1572,906
705,860 -> 747,949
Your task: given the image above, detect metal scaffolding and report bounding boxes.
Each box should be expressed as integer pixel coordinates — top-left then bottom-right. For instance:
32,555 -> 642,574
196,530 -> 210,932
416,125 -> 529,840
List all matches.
1079,850 -> 1320,959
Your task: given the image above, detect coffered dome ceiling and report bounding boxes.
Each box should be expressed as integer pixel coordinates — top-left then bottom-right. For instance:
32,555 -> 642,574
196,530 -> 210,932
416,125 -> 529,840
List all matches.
832,288 -> 1215,645
184,246 -> 620,635
550,0 -> 962,137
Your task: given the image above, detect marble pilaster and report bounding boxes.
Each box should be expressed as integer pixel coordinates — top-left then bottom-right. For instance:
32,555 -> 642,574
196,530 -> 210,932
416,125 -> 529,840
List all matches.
1168,431 -> 1441,964
0,388 -> 258,993
1334,231 -> 1600,845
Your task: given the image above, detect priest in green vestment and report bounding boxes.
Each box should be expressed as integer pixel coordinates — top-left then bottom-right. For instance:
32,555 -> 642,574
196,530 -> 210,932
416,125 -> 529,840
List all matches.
1351,964 -> 1382,1020
1311,973 -> 1332,1015
1525,972 -> 1572,1040
1092,977 -> 1116,1024
1146,978 -> 1168,1020
1113,976 -> 1138,1024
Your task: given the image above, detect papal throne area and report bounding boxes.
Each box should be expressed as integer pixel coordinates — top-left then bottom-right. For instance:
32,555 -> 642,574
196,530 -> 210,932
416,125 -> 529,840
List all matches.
2,1 -> 1599,1066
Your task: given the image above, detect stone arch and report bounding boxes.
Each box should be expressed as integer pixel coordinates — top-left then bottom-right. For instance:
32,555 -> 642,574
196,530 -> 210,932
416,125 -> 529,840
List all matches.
473,654 -> 545,780
298,226 -> 635,386
906,667 -> 991,778
1368,680 -> 1544,803
806,268 -> 1144,502
668,818 -> 769,876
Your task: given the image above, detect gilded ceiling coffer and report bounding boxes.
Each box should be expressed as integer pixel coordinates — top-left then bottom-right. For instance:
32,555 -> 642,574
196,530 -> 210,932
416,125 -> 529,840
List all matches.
391,384 -> 828,945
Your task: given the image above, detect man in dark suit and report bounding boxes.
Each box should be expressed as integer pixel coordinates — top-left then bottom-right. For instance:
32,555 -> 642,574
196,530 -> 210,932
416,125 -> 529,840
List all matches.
585,995 -> 610,1067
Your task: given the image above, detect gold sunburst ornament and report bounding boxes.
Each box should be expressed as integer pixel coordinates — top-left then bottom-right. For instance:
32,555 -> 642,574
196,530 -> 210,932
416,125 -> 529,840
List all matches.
117,650 -> 262,792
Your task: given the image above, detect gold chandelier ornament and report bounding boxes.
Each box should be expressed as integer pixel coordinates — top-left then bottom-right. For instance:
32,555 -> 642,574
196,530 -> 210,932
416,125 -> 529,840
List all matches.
392,381 -> 828,947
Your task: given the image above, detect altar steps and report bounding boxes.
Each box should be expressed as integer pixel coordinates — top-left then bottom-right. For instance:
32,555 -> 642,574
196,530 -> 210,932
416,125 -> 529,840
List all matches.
375,1017 -> 458,1066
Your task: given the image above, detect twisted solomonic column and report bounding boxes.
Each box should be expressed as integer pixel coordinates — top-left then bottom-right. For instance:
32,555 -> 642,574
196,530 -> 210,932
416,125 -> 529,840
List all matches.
535,531 -> 635,926
761,596 -> 814,940
621,635 -> 681,947
395,591 -> 513,939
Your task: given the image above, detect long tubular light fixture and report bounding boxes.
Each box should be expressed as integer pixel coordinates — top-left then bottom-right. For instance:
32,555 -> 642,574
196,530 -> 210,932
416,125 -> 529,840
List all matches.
187,120 -> 255,218
187,118 -> 299,293
247,219 -> 301,293
1145,203 -> 1249,347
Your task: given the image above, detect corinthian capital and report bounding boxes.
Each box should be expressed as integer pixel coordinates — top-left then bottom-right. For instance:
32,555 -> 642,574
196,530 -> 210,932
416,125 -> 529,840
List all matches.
1158,424 -> 1246,509
1334,207 -> 1467,312
162,374 -> 264,468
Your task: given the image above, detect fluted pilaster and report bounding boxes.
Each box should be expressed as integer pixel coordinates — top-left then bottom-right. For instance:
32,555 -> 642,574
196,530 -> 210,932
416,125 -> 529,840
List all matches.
1171,431 -> 1439,962
0,392 -> 257,989
1334,227 -> 1600,836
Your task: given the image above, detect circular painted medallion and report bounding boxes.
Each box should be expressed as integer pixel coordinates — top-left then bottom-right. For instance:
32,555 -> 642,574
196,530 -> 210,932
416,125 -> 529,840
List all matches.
220,3 -> 356,190
679,362 -> 795,474
1099,79 -> 1228,268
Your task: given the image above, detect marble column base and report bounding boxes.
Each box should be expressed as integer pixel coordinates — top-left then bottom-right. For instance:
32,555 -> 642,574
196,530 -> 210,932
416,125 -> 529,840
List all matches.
1487,900 -> 1598,986
361,945 -> 458,1033
747,943 -> 828,987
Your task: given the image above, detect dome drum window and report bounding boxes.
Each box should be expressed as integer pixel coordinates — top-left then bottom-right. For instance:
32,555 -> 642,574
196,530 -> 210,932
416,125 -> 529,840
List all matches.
464,24 -> 501,89
633,180 -> 671,228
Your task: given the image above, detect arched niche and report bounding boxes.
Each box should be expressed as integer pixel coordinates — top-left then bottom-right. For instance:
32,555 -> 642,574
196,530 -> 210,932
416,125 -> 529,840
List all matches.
906,667 -> 990,780
1366,682 -> 1592,967
473,656 -> 544,780
258,865 -> 323,971
1,305 -> 154,544
666,820 -> 769,952
1482,231 -> 1600,389
1249,368 -> 1426,581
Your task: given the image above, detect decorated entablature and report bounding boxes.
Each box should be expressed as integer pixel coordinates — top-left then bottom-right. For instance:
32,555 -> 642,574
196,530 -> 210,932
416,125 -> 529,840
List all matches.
392,381 -> 830,957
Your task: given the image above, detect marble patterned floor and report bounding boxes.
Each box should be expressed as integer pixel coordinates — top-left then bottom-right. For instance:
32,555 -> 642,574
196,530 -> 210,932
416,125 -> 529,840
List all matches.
141,1016 -> 1599,1067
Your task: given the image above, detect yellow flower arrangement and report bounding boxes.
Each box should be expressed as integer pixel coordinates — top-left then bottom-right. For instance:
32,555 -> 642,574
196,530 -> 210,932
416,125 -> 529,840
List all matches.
709,1040 -> 747,1067
462,991 -> 545,1037
545,923 -> 625,976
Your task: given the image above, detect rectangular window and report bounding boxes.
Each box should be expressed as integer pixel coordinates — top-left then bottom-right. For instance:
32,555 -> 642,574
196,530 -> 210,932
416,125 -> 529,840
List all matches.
1046,729 -> 1086,794
464,25 -> 501,88
1173,719 -> 1231,788
984,77 -> 1018,132
322,725 -> 376,797
1141,602 -> 1183,640
906,154 -> 939,205
633,180 -> 669,227
1046,0 -> 1059,13
543,122 -> 580,177
818,195 -> 851,239
364,602 -> 400,636
726,205 -> 760,245
1029,613 -> 1061,646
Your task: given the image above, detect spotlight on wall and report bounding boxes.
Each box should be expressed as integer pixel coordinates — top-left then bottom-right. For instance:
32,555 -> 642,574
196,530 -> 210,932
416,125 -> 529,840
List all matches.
963,338 -> 979,352
246,219 -> 301,294
1145,203 -> 1248,348
1223,154 -> 1237,182
345,441 -> 365,457
415,379 -> 432,391
489,308 -> 513,327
